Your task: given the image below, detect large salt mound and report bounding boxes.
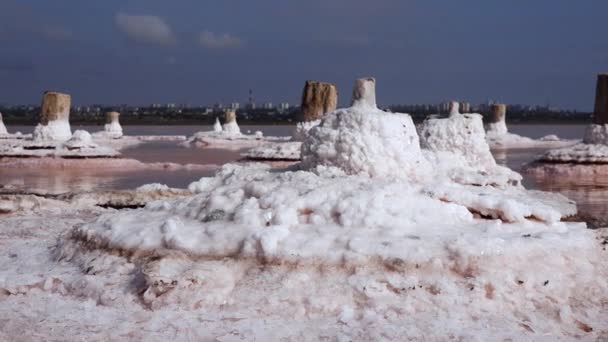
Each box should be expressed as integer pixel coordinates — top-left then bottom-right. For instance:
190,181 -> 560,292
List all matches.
50,78 -> 608,339
301,78 -> 429,180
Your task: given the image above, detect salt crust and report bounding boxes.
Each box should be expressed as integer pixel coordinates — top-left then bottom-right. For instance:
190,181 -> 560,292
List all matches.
242,120 -> 319,161
540,143 -> 608,163
0,130 -> 121,158
185,130 -> 289,150
583,124 -> 608,145
32,120 -> 72,142
103,121 -> 123,138
241,141 -> 302,161
213,118 -> 223,132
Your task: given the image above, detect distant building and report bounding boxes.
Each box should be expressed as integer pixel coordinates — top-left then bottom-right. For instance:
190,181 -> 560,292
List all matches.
230,102 -> 240,110
279,102 -> 290,111
263,102 -> 274,109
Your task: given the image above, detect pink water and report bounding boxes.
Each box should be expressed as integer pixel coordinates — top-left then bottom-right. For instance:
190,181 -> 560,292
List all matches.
1,124 -> 606,222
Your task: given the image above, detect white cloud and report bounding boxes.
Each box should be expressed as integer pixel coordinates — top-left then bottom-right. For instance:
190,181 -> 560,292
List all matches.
115,13 -> 175,46
197,31 -> 242,49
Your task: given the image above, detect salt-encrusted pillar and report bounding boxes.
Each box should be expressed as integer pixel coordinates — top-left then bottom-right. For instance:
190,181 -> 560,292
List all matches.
489,104 -> 506,123
33,91 -> 72,141
449,101 -> 460,116
225,109 -> 236,123
594,73 -> 608,125
222,109 -> 241,135
0,112 -> 8,135
104,111 -> 123,137
300,80 -> 338,121
485,104 -> 508,135
351,77 -> 377,108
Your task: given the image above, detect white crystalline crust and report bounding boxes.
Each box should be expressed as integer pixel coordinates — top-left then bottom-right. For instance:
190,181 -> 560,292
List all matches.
301,106 -> 430,180
539,143 -> 608,163
485,121 -> 508,136
0,119 -> 7,135
0,130 -> 121,158
486,132 -> 578,150
294,119 -> 320,141
213,118 -> 223,132
5,92 -> 607,339
104,122 -> 123,138
32,120 -> 72,142
222,121 -> 241,135
242,141 -> 302,161
185,129 -> 289,150
43,161 -> 606,340
420,113 -> 496,168
583,124 -> 608,145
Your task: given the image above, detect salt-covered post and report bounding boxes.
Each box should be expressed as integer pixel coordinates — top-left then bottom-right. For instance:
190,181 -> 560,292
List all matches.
104,111 -> 123,137
222,109 -> 241,134
225,109 -> 236,124
489,104 -> 506,123
33,91 -> 72,141
41,91 -> 71,127
593,73 -> 608,125
449,101 -> 460,116
106,111 -> 120,125
485,103 -> 508,135
0,112 -> 7,135
300,80 -> 338,121
351,77 -> 377,108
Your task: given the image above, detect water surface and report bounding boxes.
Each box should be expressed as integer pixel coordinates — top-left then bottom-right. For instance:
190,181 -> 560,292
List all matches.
2,124 -> 606,222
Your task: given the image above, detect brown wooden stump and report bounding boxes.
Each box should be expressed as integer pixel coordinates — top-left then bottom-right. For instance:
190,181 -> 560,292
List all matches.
300,81 -> 338,121
40,91 -> 71,125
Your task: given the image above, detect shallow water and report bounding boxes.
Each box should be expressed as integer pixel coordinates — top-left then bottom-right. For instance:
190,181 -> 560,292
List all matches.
1,124 -> 606,221
496,124 -> 608,221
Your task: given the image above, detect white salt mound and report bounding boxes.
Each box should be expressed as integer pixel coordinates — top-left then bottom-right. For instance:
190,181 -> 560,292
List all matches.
302,78 -> 429,180
44,78 -> 607,340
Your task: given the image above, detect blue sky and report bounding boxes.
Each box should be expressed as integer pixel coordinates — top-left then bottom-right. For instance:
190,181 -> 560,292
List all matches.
0,0 -> 606,109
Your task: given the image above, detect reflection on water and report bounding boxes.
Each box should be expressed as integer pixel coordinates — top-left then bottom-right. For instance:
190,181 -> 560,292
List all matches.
1,124 -> 607,222
492,124 -> 607,222
1,125 -> 292,193
121,142 -> 244,165
0,167 -> 217,194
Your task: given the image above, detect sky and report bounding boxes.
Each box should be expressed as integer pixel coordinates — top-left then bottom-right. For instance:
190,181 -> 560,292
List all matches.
0,0 -> 607,110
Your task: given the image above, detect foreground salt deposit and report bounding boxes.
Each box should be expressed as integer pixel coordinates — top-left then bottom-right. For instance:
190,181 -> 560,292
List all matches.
0,78 -> 593,339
